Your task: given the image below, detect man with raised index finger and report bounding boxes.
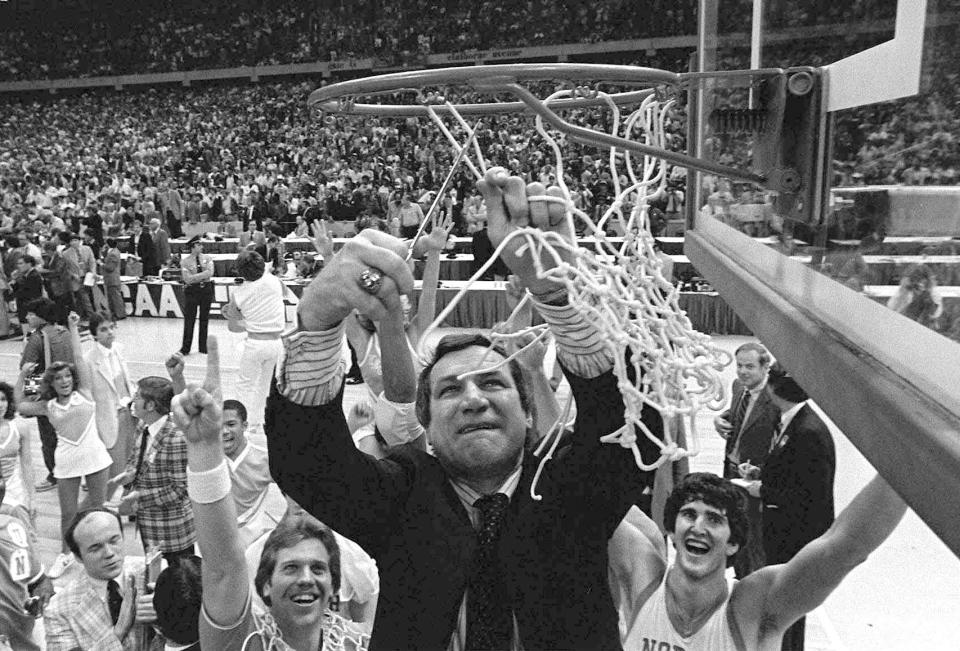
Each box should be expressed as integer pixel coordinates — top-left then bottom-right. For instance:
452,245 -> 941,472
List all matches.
266,167 -> 663,650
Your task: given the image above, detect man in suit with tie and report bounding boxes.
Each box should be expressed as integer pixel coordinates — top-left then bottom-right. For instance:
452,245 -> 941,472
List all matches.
84,312 -> 138,479
713,341 -> 780,577
742,362 -> 836,651
149,218 -> 171,271
44,507 -> 154,650
114,377 -> 196,567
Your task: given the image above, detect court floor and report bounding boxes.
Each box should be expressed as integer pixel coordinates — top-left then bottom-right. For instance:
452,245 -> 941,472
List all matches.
1,317 -> 956,649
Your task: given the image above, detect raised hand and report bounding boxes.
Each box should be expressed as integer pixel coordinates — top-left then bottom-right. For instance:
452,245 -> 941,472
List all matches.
170,336 -> 222,447
477,166 -> 574,295
347,397 -> 375,435
164,352 -> 185,379
299,228 -> 415,330
117,491 -> 139,516
67,311 -> 81,330
310,220 -> 334,259
420,211 -> 454,253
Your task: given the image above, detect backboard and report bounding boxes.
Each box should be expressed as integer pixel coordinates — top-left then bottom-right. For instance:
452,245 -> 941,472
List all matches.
684,0 -> 960,558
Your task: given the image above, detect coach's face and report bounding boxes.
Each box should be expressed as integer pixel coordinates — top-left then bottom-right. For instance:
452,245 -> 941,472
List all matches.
427,346 -> 528,484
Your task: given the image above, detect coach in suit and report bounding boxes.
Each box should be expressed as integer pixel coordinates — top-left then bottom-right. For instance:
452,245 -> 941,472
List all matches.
45,508 -> 154,651
757,362 -> 836,651
149,218 -> 171,270
714,342 -> 780,577
116,377 -> 196,566
266,170 -> 661,650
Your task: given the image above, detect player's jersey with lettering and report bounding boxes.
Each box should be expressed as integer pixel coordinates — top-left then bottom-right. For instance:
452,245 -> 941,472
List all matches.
0,506 -> 41,651
623,575 -> 741,651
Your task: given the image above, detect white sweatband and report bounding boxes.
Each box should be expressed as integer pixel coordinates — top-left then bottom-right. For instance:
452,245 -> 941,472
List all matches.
187,460 -> 232,504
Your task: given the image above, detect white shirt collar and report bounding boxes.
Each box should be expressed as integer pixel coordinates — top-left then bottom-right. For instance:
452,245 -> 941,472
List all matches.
449,458 -> 524,528
147,414 -> 168,438
779,400 -> 808,432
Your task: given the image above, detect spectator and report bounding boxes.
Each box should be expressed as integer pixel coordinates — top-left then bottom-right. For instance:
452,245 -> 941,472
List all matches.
0,382 -> 35,520
222,250 -> 286,435
10,254 -> 44,332
713,342 -> 780,579
80,312 -> 138,480
19,297 -> 76,494
44,507 -> 156,650
15,312 -> 112,580
114,375 -> 197,566
149,217 -> 172,271
152,555 -> 203,651
100,238 -> 126,321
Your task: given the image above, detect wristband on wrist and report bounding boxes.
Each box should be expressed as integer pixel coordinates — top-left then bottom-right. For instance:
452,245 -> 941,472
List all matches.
187,460 -> 232,504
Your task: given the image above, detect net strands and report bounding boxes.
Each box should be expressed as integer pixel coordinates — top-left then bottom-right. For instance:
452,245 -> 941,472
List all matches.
386,81 -> 730,491
250,611 -> 370,651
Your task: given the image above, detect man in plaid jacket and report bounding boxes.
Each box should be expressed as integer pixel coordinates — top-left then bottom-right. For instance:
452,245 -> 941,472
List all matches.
113,376 -> 196,565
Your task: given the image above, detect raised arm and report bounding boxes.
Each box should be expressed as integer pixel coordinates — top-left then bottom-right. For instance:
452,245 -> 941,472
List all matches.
268,229 -> 418,545
741,473 -> 907,640
66,312 -> 94,400
170,337 -> 249,627
411,212 -> 453,345
480,168 -> 653,522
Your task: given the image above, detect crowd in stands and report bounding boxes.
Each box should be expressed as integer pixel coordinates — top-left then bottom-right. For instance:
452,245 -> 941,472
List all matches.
0,0 -> 695,82
0,0 -> 932,82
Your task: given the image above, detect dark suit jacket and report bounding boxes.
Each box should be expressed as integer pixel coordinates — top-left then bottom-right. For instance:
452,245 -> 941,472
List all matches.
267,366 -> 659,651
721,380 -> 780,477
152,228 -> 171,267
136,231 -> 159,276
12,267 -> 44,305
761,403 -> 836,563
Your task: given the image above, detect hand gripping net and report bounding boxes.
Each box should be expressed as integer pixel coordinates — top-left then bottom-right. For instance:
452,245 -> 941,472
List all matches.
403,84 -> 730,497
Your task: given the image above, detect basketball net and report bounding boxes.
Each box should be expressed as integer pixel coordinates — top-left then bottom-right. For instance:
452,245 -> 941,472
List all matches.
413,88 -> 730,497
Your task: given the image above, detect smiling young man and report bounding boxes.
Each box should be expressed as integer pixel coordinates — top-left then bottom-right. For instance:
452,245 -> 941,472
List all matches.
169,339 -> 365,651
264,168 -> 662,650
622,470 -> 907,650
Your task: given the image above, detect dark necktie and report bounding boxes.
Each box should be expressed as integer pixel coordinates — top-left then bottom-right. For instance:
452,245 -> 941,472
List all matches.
107,579 -> 123,625
466,493 -> 512,651
133,423 -> 149,482
735,391 -> 752,432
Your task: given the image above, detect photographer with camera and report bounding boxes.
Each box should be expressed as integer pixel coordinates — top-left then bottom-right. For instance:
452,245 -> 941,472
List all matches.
887,263 -> 943,329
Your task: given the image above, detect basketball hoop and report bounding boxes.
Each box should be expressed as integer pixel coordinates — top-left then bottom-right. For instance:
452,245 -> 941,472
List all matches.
309,63 -> 735,481
310,63 -> 773,188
